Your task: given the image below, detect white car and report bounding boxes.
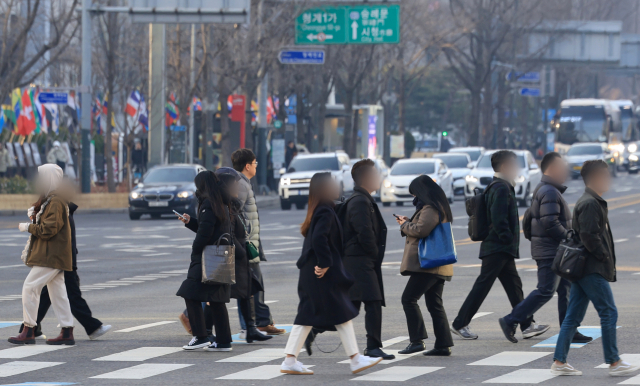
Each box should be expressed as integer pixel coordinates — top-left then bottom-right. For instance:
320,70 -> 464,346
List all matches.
278,152 -> 351,210
432,152 -> 472,198
464,149 -> 541,207
381,158 -> 454,207
342,158 -> 390,200
449,146 -> 485,167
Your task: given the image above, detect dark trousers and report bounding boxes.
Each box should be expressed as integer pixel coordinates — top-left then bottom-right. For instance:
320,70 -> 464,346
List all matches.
37,270 -> 102,336
504,259 -> 571,327
452,253 -> 529,331
352,300 -> 383,350
402,273 -> 454,348
239,262 -> 273,328
185,299 -> 231,344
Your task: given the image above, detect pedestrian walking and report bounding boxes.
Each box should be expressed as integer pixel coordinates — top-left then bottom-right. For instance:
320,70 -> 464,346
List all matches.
281,172 -> 383,376
215,167 -> 272,344
550,160 -> 640,377
47,141 -> 68,172
176,171 -> 233,352
395,175 -> 455,356
499,152 -> 591,344
0,143 -> 11,177
339,159 -> 393,360
451,150 -> 532,340
9,164 -> 75,345
231,149 -> 284,337
285,141 -> 297,169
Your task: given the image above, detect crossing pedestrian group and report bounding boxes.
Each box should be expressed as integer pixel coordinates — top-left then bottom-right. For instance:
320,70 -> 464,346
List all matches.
9,149 -> 640,378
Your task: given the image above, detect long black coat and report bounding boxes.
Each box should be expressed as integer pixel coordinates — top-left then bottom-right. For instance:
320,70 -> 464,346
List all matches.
294,203 -> 358,329
342,187 -> 387,305
176,199 -> 232,303
230,199 -> 251,299
68,202 -> 79,270
529,176 -> 572,260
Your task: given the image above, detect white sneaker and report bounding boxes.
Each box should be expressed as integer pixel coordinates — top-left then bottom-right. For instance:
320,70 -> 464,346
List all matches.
610,360 -> 640,377
280,360 -> 314,375
238,330 -> 247,340
89,325 -> 112,340
550,362 -> 582,376
350,354 -> 383,374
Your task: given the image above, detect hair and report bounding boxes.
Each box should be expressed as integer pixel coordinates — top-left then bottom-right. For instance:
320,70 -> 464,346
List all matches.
300,172 -> 334,237
31,195 -> 46,219
491,150 -> 517,172
351,159 -> 375,187
541,152 -> 562,173
580,159 -> 608,184
194,171 -> 226,222
409,175 -> 453,223
231,149 -> 256,172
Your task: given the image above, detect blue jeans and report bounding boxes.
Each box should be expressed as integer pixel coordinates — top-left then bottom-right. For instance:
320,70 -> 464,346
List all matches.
553,273 -> 619,364
504,259 -> 571,327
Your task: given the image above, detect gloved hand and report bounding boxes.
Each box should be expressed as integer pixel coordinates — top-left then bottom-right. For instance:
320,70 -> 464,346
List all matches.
27,206 -> 35,218
18,223 -> 30,232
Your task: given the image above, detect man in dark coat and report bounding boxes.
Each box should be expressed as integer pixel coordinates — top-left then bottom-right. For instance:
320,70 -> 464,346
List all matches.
341,159 -> 392,360
499,152 -> 591,344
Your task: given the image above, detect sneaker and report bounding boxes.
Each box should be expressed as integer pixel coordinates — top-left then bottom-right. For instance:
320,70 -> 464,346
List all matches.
609,360 -> 640,377
572,332 -> 593,343
182,336 -> 210,350
207,334 -> 216,344
522,323 -> 550,339
205,342 -> 233,352
550,362 -> 582,376
398,341 -> 426,355
498,318 -> 518,343
238,330 -> 247,340
364,347 -> 396,360
350,354 -> 383,374
450,325 -> 478,340
280,359 -> 314,375
258,324 -> 285,335
89,325 -> 112,340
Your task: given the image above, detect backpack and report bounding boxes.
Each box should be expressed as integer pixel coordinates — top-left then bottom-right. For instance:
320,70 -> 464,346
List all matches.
465,181 -> 502,241
522,184 -> 543,241
552,230 -> 587,282
335,195 -> 357,228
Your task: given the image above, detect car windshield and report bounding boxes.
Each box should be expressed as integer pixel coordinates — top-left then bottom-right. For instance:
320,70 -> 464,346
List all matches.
390,162 -> 435,175
476,154 -> 526,169
567,145 -> 603,156
143,168 -> 196,183
288,156 -> 339,172
451,149 -> 481,161
434,155 -> 469,168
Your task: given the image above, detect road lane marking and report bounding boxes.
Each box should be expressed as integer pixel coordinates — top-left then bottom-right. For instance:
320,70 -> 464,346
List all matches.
0,361 -> 64,377
482,369 -> 558,384
468,352 -> 551,366
143,252 -> 172,256
381,336 -> 409,348
217,348 -> 288,363
216,364 -> 314,380
353,366 -> 444,382
596,354 -> 640,368
230,300 -> 278,310
114,321 -> 176,333
270,241 -> 300,246
338,350 -> 421,365
0,322 -> 22,329
93,347 -> 182,362
472,312 -> 494,320
532,326 -> 620,348
91,363 -> 192,379
615,238 -> 629,243
0,345 -> 71,359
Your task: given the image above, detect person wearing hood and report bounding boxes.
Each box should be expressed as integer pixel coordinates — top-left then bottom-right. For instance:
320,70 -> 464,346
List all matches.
394,175 -> 455,356
9,164 -> 75,345
47,141 -> 69,172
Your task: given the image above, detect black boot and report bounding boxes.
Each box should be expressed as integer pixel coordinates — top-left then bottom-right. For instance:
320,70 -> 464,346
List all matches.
246,327 -> 273,343
304,330 -> 315,356
423,347 -> 452,356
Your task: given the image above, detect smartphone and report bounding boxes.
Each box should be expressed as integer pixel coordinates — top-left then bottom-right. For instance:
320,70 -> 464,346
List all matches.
393,213 -> 401,219
173,210 -> 185,220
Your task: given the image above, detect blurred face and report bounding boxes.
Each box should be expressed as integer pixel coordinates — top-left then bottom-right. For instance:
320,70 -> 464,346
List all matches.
226,180 -> 239,198
321,178 -> 340,201
499,156 -> 519,182
359,166 -> 381,194
545,157 -> 569,185
586,167 -> 611,195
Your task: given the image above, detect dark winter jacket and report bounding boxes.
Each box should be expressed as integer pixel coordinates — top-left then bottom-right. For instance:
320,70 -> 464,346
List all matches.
69,202 -> 79,270
229,199 -> 252,300
176,199 -> 232,303
342,187 -> 387,305
529,176 -> 572,260
573,188 -> 616,282
479,177 -> 520,259
294,202 -> 358,329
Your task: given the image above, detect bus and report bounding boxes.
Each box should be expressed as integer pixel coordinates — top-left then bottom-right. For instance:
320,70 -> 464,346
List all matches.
610,100 -> 638,142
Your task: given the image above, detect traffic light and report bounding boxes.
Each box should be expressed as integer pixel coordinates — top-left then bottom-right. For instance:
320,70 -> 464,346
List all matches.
442,131 -> 448,137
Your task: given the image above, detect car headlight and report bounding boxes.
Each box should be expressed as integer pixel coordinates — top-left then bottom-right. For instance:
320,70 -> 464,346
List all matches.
383,179 -> 392,188
515,175 -> 526,183
630,154 -> 639,162
177,190 -> 193,199
465,175 -> 478,182
281,177 -> 291,186
609,143 -> 625,153
130,191 -> 141,199
628,143 -> 638,153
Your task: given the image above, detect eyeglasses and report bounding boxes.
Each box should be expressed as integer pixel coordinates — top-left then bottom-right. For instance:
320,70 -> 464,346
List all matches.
252,161 -> 259,166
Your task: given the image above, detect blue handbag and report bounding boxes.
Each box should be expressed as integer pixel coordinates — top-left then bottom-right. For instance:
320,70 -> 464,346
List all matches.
418,221 -> 457,269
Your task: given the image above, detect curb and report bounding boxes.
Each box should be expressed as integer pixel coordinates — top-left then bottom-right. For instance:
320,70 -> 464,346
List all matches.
256,196 -> 279,209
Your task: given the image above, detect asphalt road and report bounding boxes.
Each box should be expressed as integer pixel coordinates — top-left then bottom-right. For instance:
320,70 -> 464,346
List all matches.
2,174 -> 640,385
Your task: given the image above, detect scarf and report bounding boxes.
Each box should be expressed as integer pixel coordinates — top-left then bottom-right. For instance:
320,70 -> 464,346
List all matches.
413,196 -> 424,211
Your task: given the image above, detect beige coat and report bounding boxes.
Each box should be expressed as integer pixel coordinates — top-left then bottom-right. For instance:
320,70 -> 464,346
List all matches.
23,195 -> 72,271
399,205 -> 454,277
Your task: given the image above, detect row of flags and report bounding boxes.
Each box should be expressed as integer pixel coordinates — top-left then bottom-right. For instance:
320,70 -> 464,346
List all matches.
2,88 -> 65,136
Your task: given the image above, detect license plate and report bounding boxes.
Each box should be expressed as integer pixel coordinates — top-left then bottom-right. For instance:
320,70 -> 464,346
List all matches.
148,201 -> 169,207
297,190 -> 309,196
573,166 -> 581,170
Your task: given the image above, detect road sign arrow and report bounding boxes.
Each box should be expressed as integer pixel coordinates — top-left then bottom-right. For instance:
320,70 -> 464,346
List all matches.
307,33 -> 317,41
351,21 -> 358,40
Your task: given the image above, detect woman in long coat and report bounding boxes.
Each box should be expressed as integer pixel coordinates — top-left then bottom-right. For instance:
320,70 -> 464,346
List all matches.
176,171 -> 233,352
395,175 -> 455,357
280,172 -> 382,376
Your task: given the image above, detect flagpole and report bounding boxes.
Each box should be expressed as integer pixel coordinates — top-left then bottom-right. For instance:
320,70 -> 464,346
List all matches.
188,23 -> 196,164
80,0 -> 92,193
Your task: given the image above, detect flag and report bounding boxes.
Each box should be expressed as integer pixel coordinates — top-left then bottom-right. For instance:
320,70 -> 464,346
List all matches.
30,88 -> 43,134
17,89 -> 36,135
45,104 -> 59,134
33,89 -> 48,134
2,104 -> 15,126
165,101 -> 179,126
267,96 -> 275,124
11,88 -> 21,126
102,93 -> 109,115
188,96 -> 202,114
125,90 -> 140,117
0,110 -> 5,135
138,93 -> 148,129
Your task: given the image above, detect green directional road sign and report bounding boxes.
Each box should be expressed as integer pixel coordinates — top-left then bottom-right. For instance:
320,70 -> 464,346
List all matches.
295,4 -> 400,45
